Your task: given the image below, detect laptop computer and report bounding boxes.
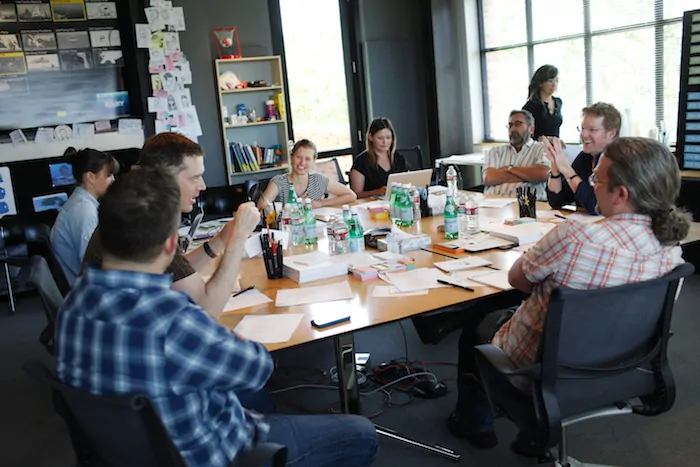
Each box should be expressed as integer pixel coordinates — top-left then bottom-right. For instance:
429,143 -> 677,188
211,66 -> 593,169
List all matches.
383,169 -> 433,200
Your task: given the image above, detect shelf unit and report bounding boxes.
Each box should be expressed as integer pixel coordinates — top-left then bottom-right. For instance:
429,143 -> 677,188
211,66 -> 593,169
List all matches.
214,56 -> 290,185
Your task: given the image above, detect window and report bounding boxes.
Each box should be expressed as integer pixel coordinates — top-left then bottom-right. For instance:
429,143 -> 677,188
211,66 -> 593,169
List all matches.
279,0 -> 352,153
479,0 -> 690,144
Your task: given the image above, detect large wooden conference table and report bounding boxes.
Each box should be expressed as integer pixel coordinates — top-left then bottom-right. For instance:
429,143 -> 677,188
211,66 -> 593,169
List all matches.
212,196 -> 700,430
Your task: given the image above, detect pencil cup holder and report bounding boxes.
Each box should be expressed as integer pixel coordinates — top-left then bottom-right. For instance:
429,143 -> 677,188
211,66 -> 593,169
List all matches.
518,201 -> 536,219
261,233 -> 284,279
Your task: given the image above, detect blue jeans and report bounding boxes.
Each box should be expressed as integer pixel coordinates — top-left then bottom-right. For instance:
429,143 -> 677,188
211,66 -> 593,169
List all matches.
238,389 -> 378,466
263,413 -> 378,467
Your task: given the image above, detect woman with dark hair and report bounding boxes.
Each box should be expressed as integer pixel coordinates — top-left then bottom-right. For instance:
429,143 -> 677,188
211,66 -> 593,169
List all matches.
350,117 -> 411,198
523,65 -> 562,140
50,147 -> 119,285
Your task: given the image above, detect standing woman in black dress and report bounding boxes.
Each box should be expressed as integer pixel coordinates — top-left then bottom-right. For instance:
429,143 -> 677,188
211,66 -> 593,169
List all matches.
523,65 -> 562,140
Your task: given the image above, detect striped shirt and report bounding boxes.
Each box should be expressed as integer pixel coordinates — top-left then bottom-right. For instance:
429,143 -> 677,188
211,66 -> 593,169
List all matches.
271,172 -> 329,203
482,139 -> 550,200
492,213 -> 684,367
56,268 -> 273,467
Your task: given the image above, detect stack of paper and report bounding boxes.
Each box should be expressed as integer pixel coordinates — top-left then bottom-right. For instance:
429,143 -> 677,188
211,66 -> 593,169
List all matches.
276,281 -> 354,307
283,251 -> 349,284
482,221 -> 555,245
434,256 -> 492,273
466,270 -> 513,290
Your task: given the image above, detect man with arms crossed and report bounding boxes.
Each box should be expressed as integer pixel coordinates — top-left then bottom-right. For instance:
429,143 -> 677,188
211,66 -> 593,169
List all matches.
482,109 -> 550,200
83,132 -> 243,318
448,138 -> 689,457
57,168 -> 378,467
543,102 -> 621,214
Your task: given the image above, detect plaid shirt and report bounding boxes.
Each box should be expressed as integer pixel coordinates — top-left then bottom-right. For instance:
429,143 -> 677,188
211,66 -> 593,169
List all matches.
493,213 -> 684,367
56,268 -> 273,467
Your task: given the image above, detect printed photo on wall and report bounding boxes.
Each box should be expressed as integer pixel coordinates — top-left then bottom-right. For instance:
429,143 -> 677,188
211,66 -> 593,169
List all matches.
22,32 -> 57,51
0,77 -> 29,94
172,88 -> 192,110
59,50 -> 92,70
86,2 -> 116,20
0,34 -> 20,52
92,48 -> 122,67
89,29 -> 120,47
17,4 -> 52,22
0,53 -> 27,76
51,1 -> 87,22
26,53 -> 60,72
33,193 -> 69,213
0,4 -> 17,22
57,31 -> 90,49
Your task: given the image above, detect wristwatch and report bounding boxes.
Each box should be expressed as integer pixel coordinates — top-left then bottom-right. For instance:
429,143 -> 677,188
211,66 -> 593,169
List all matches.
549,170 -> 563,179
203,241 -> 221,259
506,165 -> 514,172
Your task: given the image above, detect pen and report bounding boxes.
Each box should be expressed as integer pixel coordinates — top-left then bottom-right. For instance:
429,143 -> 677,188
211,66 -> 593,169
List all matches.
554,213 -> 567,220
232,285 -> 255,298
437,279 -> 475,292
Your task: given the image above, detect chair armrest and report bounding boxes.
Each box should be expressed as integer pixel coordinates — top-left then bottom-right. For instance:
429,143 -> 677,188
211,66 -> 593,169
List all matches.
475,344 -> 540,379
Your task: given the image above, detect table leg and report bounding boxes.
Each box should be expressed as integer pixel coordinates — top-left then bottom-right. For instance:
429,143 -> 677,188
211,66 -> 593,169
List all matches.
333,333 -> 361,414
3,261 -> 15,315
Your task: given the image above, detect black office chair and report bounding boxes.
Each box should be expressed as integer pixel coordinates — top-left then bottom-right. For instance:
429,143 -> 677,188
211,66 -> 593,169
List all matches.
474,263 -> 694,466
23,359 -> 287,467
245,178 -> 270,205
24,256 -> 64,355
398,145 -> 425,170
316,158 -> 347,185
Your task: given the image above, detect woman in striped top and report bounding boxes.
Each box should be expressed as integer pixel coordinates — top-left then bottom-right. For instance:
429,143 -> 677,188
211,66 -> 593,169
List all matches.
257,139 -> 356,209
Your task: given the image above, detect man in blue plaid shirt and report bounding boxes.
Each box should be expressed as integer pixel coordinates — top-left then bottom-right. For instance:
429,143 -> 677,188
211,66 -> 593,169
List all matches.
56,168 -> 378,466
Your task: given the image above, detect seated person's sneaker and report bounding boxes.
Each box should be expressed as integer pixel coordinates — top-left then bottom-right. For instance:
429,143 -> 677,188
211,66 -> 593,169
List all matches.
510,431 -> 553,462
446,412 -> 498,449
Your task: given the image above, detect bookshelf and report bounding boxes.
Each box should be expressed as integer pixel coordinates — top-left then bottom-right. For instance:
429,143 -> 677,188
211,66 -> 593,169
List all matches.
214,56 -> 290,185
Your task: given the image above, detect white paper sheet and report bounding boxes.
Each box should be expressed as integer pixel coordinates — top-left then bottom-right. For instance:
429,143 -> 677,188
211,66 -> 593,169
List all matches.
373,251 -> 406,261
148,97 -> 167,113
223,288 -> 273,312
118,118 -> 143,135
244,230 -> 289,258
170,6 -> 186,31
342,252 -> 384,269
478,198 -> 517,208
372,285 -> 428,298
384,268 -> 449,293
276,281 -> 353,307
565,212 -> 604,224
234,314 -> 304,343
434,256 -> 493,273
145,7 -> 166,31
73,123 -> 94,139
357,200 -> 390,209
313,207 -> 342,220
468,270 -> 513,290
34,127 -> 54,143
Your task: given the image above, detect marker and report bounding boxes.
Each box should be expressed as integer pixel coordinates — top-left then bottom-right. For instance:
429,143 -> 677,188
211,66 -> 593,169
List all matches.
437,279 -> 474,292
232,285 -> 254,298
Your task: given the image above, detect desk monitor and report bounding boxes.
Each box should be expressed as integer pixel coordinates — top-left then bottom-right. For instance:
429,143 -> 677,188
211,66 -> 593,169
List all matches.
49,162 -> 76,188
384,169 -> 433,200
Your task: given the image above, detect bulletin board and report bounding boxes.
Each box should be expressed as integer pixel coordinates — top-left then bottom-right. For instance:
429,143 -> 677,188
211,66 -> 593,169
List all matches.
0,0 -> 130,131
677,8 -> 700,170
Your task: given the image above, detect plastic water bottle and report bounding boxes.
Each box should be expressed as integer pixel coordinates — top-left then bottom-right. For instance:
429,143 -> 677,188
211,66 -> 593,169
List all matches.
327,215 -> 337,255
333,217 -> 350,255
446,165 -> 458,198
303,198 -> 317,244
289,198 -> 305,246
342,204 -> 352,229
389,182 -> 399,224
409,184 -> 421,222
458,202 -> 468,238
444,194 -> 459,239
400,184 -> 414,227
281,204 -> 291,235
349,208 -> 364,252
465,194 -> 480,236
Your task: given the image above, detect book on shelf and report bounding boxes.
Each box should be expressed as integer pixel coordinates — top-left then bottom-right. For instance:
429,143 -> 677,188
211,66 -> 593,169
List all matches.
228,141 -> 283,173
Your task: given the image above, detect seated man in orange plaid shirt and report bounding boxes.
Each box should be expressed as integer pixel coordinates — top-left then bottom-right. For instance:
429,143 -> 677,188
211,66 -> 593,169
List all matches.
448,137 -> 690,457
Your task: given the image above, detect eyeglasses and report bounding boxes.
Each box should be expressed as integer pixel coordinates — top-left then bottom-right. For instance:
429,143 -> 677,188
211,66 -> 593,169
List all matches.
588,172 -> 609,187
577,126 -> 605,134
506,120 -> 527,129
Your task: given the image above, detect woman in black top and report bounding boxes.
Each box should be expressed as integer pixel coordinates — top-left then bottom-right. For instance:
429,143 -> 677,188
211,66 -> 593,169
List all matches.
523,65 -> 563,140
350,117 -> 411,198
